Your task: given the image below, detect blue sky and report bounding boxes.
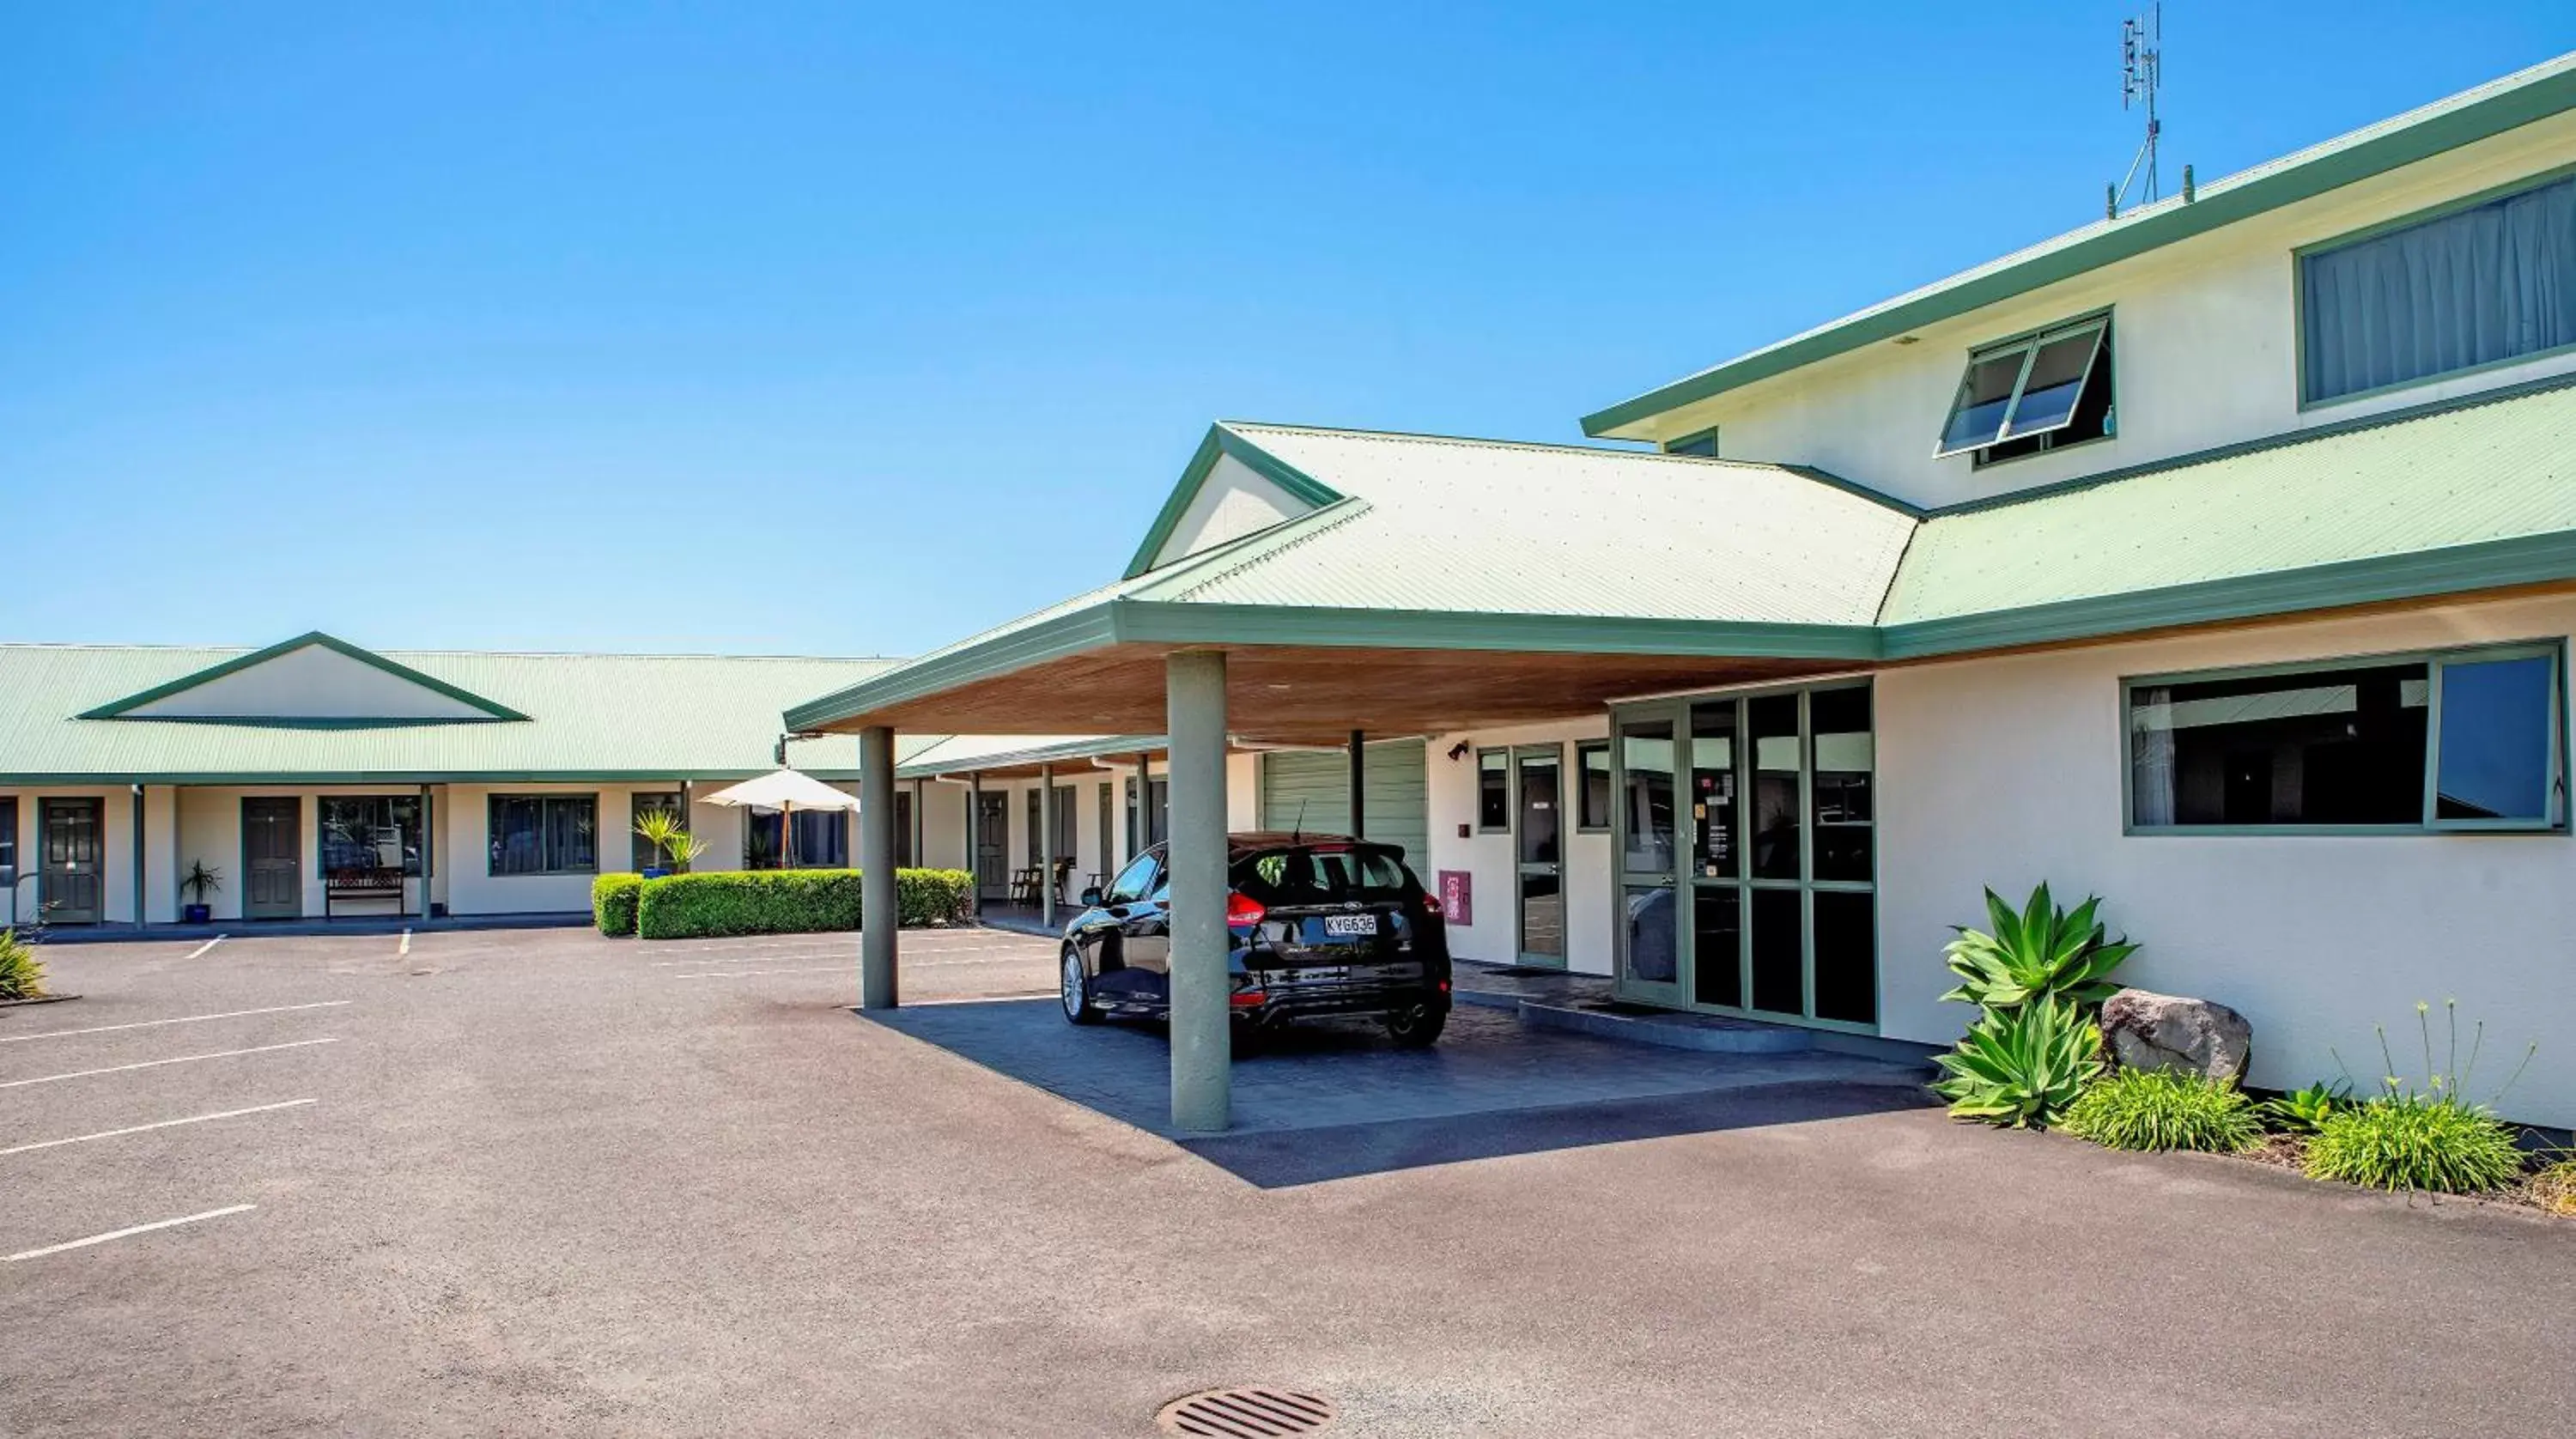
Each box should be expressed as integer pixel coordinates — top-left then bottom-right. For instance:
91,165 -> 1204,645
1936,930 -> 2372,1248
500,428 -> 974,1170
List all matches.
3,3 -> 2570,657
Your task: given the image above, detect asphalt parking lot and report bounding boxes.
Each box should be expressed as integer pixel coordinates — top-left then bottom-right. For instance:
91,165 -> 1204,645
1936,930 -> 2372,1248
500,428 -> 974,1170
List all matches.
5,924 -> 2573,1438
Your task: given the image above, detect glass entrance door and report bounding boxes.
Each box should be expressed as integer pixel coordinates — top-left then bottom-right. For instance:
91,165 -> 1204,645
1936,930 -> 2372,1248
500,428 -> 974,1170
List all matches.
1614,716 -> 1682,1005
1625,681 -> 1878,1030
1514,746 -> 1565,965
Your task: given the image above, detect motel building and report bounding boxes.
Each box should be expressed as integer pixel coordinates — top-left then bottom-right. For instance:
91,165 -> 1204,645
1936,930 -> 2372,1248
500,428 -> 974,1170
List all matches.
15,57 -> 2576,1137
787,55 -> 2576,1133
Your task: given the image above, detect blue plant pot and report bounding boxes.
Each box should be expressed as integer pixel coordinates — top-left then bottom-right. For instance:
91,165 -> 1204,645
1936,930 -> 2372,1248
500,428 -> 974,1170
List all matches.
183,904 -> 211,924
641,867 -> 671,880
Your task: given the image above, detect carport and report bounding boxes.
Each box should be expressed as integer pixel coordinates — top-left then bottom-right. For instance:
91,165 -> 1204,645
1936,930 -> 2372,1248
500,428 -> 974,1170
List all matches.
784,422 -> 1910,1131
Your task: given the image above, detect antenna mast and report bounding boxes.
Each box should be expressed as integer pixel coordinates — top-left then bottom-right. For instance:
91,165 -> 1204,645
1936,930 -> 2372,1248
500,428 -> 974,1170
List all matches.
2107,4 -> 2163,218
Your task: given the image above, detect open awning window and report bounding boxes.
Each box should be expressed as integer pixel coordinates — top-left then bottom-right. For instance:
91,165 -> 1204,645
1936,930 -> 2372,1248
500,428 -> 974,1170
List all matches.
1935,316 -> 2111,458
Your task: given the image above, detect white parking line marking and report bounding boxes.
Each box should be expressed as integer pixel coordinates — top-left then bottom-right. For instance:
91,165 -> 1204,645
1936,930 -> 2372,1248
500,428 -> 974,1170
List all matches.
0,1099 -> 318,1157
0,1001 -> 351,1045
184,936 -> 226,960
669,965 -> 852,979
0,1038 -> 338,1089
398,930 -> 411,956
4,1205 -> 258,1262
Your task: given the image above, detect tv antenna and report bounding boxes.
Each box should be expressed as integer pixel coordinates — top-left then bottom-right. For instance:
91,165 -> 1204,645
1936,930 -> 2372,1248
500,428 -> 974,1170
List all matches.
2106,4 -> 2163,218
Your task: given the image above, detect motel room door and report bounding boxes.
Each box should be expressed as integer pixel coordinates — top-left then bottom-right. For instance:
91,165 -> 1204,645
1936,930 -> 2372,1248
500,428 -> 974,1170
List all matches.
242,797 -> 302,920
38,798 -> 104,925
974,792 -> 1010,902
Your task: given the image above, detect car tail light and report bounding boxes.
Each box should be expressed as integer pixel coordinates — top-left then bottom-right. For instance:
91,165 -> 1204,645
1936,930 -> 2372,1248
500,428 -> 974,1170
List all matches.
1421,894 -> 1443,918
1225,891 -> 1266,929
1230,988 -> 1268,1008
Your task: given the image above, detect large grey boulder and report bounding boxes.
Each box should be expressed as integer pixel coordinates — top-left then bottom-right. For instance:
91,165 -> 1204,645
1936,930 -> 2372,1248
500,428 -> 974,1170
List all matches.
2099,987 -> 2251,1083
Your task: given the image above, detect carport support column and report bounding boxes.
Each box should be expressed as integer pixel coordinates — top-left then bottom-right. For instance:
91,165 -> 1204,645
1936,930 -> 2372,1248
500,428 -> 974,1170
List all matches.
1347,730 -> 1365,842
1166,649 -> 1230,1133
1040,763 -> 1057,929
859,726 -> 899,1010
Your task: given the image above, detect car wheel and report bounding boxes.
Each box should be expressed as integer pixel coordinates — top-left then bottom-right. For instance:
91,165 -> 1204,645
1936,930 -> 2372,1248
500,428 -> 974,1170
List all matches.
1385,1003 -> 1446,1048
1060,946 -> 1102,1025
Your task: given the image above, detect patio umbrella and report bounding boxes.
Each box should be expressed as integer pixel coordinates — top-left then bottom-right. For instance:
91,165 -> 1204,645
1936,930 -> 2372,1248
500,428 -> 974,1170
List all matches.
696,768 -> 861,869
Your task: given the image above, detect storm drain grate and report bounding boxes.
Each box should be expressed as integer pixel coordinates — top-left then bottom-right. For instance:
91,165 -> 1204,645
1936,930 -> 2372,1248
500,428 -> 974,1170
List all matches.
1154,1386 -> 1336,1436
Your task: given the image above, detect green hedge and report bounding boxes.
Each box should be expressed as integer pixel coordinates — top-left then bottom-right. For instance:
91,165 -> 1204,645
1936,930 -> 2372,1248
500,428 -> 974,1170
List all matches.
592,873 -> 643,937
634,867 -> 974,941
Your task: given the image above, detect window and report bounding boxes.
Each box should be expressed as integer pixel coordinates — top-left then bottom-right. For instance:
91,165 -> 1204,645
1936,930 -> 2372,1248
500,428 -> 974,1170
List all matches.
1577,741 -> 1613,831
0,796 -> 15,890
1103,852 -> 1159,906
320,796 -> 421,879
1936,314 -> 2115,464
629,792 -> 687,873
1236,847 -> 1412,906
2126,644 -> 2564,831
1619,681 -> 1875,1028
747,808 -> 847,869
895,788 -> 915,868
1125,775 -> 1169,852
1662,428 -> 1719,458
2300,172 -> 2576,406
489,795 -> 598,875
1027,785 -> 1076,866
1476,750 -> 1510,831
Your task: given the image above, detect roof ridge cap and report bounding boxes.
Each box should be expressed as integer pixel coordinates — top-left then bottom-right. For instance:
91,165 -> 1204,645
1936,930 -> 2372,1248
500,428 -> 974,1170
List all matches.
1147,498 -> 1378,604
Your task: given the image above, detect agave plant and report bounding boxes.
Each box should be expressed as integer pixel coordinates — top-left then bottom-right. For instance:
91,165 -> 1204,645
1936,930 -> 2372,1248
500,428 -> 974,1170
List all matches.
1940,883 -> 2136,1012
2262,1081 -> 2349,1135
0,928 -> 46,1002
1930,997 -> 2103,1127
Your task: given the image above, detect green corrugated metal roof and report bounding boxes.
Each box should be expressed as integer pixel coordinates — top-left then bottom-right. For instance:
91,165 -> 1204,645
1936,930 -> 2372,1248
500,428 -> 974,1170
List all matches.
788,382 -> 2576,732
1582,51 -> 2576,440
1880,377 -> 2576,627
0,645 -> 898,782
1146,425 -> 1917,624
893,733 -> 1165,779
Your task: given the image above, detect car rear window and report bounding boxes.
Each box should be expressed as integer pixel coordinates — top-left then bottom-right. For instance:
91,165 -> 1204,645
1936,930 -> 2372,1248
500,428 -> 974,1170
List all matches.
1235,847 -> 1414,906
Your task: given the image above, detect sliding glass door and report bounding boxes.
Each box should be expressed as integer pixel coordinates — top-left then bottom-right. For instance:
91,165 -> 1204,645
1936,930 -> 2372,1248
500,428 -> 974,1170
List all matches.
1616,680 -> 1876,1031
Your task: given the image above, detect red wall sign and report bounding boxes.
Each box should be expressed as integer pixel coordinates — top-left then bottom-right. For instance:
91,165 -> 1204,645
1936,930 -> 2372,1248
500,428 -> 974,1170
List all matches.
1437,870 -> 1473,926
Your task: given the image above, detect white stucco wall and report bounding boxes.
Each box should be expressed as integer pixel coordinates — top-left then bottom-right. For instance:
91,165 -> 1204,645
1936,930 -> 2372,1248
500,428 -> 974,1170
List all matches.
1670,110 -> 2576,510
1420,719 -> 1615,974
1876,592 -> 2576,1127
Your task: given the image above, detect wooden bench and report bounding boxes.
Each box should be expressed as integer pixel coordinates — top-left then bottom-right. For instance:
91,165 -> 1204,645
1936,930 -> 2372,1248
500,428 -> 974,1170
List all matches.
325,866 -> 407,917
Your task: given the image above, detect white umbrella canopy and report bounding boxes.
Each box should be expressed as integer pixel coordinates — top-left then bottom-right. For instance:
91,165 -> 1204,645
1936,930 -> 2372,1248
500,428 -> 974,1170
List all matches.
696,768 -> 862,813
695,768 -> 861,870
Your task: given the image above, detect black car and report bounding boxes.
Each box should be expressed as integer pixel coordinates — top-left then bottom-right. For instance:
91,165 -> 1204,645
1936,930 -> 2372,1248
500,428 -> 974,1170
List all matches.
1058,833 -> 1453,1047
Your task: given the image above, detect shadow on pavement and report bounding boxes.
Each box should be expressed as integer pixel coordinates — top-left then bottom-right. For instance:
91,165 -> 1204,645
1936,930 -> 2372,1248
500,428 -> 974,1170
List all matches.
859,998 -> 1933,1188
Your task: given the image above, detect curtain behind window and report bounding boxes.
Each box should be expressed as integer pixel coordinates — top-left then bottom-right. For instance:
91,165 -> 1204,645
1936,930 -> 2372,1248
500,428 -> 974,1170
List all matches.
2129,687 -> 2177,827
2302,173 -> 2576,404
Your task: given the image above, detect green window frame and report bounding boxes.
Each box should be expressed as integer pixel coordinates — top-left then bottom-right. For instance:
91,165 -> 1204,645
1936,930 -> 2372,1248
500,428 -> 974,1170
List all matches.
1610,677 -> 1878,1035
1575,740 -> 1613,832
2294,165 -> 2576,411
1661,427 -> 1719,458
1935,311 -> 2116,463
1475,748 -> 1510,832
2122,641 -> 2568,835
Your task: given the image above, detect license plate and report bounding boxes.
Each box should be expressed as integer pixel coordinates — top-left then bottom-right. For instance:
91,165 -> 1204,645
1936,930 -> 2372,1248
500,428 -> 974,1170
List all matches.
1322,914 -> 1378,938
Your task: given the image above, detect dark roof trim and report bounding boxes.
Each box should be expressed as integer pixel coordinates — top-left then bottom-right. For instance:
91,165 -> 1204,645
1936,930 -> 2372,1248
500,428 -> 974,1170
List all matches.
77,631 -> 530,723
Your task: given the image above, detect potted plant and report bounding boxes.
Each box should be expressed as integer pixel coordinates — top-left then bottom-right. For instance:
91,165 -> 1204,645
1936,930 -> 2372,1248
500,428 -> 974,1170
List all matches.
179,860 -> 223,925
633,808 -> 703,880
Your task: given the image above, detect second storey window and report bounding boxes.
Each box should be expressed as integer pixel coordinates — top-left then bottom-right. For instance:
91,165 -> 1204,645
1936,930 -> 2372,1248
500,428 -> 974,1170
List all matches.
2300,171 -> 2576,406
1935,313 -> 2115,464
